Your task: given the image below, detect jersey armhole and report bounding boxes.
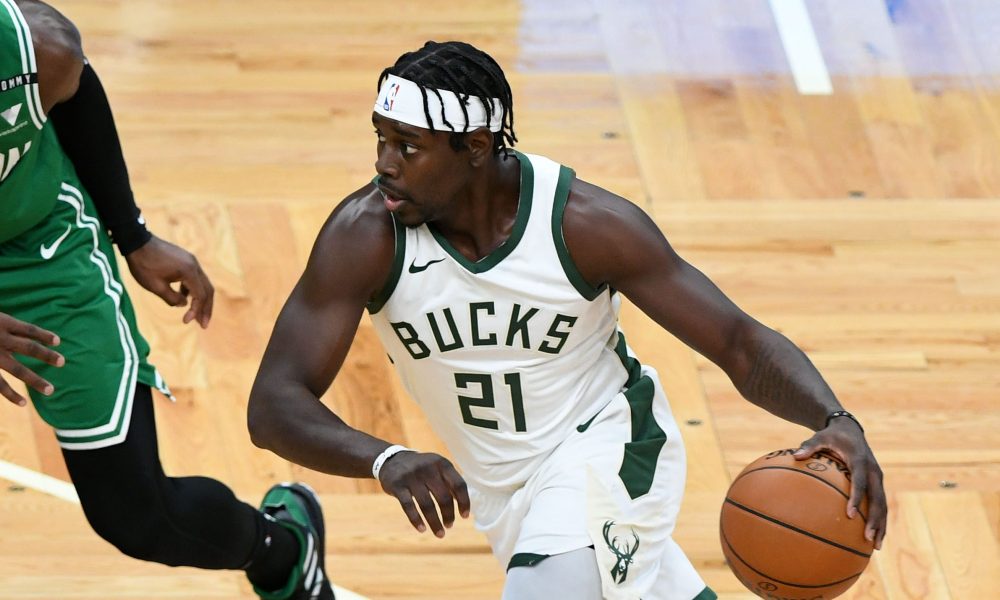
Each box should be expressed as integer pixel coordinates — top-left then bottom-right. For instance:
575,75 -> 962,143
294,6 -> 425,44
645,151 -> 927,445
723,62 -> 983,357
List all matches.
366,178 -> 406,314
551,165 -> 608,301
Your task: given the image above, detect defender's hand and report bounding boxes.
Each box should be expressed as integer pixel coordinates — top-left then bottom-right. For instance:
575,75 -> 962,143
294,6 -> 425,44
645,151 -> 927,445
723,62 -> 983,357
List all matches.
378,451 -> 471,538
0,312 -> 64,406
125,235 -> 214,328
794,419 -> 887,549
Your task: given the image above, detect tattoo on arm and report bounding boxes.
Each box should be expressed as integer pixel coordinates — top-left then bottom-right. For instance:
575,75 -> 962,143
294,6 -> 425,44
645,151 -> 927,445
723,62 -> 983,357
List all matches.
739,332 -> 839,430
744,343 -> 796,406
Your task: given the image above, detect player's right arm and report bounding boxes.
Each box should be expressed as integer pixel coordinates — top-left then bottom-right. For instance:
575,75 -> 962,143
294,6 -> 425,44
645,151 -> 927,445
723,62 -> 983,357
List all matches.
248,188 -> 469,537
19,0 -> 215,328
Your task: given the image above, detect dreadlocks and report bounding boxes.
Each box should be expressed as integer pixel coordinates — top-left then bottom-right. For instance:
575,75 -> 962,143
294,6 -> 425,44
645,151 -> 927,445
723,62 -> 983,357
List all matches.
377,41 -> 517,155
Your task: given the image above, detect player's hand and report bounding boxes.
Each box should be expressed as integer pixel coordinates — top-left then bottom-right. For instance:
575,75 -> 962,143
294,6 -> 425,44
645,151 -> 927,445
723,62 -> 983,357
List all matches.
0,312 -> 64,406
377,451 -> 471,538
794,418 -> 887,550
125,235 -> 215,328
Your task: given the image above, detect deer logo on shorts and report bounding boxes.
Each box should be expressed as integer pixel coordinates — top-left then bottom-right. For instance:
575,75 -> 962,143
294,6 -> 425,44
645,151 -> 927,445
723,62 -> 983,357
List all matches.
602,520 -> 640,584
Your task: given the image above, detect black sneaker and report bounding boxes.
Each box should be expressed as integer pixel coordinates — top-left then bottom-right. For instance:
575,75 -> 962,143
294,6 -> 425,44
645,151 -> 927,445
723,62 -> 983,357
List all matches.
254,482 -> 335,600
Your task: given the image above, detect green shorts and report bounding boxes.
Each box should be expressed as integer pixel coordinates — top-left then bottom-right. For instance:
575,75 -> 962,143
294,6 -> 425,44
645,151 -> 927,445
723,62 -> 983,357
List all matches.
0,180 -> 169,449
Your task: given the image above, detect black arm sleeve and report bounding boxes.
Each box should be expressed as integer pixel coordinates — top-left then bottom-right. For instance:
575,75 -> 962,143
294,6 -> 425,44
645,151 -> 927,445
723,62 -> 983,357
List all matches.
48,62 -> 152,255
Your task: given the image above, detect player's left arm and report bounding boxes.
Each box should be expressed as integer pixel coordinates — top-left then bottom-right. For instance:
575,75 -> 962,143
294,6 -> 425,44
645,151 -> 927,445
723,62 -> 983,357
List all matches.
563,178 -> 887,548
24,0 -> 213,327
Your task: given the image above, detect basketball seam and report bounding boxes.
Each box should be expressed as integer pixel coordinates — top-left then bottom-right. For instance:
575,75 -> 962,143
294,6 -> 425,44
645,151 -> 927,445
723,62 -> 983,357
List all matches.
733,465 -> 869,522
720,527 -> 865,589
724,498 -> 872,558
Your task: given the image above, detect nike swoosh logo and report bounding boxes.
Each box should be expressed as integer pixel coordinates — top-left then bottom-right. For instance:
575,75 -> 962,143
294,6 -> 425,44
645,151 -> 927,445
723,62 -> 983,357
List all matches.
408,257 -> 446,273
40,224 -> 72,260
576,399 -> 615,433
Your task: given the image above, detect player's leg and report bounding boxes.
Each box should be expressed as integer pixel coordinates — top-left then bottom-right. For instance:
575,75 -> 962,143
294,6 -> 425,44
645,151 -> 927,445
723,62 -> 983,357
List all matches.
2,193 -> 332,598
61,385 -> 284,568
502,547 -> 602,600
62,384 -> 334,599
493,368 -> 712,600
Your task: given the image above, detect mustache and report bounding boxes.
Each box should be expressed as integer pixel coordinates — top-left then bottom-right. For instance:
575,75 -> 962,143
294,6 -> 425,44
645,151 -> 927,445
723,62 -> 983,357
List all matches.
378,182 -> 409,200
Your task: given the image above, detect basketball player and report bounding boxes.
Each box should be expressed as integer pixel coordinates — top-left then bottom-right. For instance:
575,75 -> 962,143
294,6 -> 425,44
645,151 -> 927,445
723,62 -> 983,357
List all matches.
0,1 -> 333,598
249,41 -> 887,599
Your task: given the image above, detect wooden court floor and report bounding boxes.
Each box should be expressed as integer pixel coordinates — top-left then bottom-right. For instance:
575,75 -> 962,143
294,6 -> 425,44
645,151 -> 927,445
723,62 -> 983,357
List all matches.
0,0 -> 997,598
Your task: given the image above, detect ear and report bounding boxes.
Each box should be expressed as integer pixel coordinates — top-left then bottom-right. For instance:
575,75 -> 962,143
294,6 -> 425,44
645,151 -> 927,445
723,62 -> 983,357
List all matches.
465,128 -> 494,167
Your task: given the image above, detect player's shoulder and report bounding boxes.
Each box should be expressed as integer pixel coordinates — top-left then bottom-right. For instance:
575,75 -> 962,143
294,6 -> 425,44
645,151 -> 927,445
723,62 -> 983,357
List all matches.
561,174 -> 667,288
17,0 -> 84,110
321,182 -> 394,241
18,0 -> 82,58
299,182 -> 397,301
311,182 -> 396,267
564,176 -> 652,236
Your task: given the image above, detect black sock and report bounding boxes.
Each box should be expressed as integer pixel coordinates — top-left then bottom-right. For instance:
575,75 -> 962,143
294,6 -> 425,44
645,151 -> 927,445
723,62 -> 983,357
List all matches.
63,386 -> 268,570
245,512 -> 301,591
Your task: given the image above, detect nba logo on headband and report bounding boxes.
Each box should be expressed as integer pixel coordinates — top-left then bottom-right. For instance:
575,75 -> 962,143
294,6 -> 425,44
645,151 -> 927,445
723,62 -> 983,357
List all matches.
383,83 -> 401,112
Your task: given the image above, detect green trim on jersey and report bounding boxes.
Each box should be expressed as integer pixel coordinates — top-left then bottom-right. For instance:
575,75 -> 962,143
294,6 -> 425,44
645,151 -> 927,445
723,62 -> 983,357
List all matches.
551,164 -> 608,300
367,212 -> 406,314
614,332 -> 667,500
506,552 -> 550,571
427,150 -> 534,274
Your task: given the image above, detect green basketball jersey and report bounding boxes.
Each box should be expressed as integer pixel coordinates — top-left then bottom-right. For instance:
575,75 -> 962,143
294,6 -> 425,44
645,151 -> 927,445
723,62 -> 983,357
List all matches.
0,1 -> 172,448
0,0 -> 61,243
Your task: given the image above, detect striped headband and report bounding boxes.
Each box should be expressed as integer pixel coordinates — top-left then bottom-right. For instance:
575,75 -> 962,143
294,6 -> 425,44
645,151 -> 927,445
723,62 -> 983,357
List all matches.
374,74 -> 503,133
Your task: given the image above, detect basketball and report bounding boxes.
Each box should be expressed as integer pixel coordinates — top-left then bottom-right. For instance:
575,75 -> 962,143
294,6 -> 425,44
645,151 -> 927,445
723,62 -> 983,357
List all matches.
719,449 -> 873,599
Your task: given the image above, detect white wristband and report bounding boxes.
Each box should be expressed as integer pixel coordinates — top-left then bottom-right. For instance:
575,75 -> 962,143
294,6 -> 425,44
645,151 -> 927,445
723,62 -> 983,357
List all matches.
372,444 -> 413,480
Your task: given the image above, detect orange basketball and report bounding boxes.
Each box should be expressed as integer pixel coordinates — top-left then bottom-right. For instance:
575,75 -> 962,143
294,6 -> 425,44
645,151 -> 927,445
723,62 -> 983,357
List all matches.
719,449 -> 873,599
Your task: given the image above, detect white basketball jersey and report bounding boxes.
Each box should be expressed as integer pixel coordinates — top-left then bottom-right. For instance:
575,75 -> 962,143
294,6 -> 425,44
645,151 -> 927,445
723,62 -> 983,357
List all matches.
369,152 -> 641,492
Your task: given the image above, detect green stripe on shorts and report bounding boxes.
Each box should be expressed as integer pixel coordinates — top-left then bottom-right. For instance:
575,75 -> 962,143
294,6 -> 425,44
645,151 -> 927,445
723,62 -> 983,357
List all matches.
692,586 -> 718,600
614,331 -> 667,500
506,552 -> 550,571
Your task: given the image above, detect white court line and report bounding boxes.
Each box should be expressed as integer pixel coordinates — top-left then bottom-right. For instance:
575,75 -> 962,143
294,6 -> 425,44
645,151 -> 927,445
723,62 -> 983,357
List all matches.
769,0 -> 833,94
333,587 -> 371,600
0,458 -> 79,503
0,459 -> 372,599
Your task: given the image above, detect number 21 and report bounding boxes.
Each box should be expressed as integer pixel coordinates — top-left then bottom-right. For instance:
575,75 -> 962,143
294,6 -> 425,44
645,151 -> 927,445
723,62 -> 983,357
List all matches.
455,372 -> 526,432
